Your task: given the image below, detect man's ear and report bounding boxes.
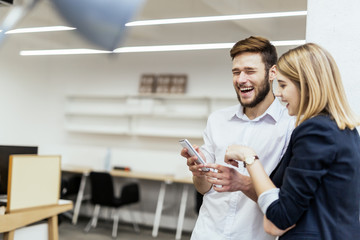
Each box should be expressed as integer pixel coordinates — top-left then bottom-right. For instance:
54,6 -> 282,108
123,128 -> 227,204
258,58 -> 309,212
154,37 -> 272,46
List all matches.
268,65 -> 277,82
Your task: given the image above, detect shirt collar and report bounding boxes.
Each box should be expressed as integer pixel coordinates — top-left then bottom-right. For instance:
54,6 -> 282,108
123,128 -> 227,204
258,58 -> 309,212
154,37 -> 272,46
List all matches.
228,99 -> 284,123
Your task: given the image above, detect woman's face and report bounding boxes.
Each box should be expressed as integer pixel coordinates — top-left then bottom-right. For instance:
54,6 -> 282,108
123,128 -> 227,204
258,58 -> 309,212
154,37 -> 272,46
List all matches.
274,72 -> 301,116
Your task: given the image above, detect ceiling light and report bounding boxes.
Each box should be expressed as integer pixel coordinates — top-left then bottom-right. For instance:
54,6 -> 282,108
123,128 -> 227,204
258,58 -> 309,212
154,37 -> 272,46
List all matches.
20,40 -> 305,56
0,26 -> 75,34
270,40 -> 306,46
113,40 -> 306,53
113,43 -> 234,53
20,49 -> 110,56
126,11 -> 307,26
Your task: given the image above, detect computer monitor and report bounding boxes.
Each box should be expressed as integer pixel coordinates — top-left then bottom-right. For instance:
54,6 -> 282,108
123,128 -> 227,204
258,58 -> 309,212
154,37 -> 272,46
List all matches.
0,0 -> 13,5
0,145 -> 38,195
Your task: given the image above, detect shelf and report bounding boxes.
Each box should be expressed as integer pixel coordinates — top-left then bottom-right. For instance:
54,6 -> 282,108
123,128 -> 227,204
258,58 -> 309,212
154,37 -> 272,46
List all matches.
66,126 -> 203,138
65,111 -> 207,119
64,94 -> 237,138
133,130 -> 203,139
66,93 -> 228,100
66,126 -> 130,135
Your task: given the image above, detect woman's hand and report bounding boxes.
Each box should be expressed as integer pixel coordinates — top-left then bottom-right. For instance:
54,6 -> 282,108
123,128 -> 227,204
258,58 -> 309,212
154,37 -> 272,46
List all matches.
263,215 -> 295,236
224,145 -> 257,167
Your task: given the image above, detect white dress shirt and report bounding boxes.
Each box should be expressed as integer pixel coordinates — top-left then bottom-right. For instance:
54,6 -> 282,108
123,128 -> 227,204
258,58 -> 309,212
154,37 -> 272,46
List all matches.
191,99 -> 294,240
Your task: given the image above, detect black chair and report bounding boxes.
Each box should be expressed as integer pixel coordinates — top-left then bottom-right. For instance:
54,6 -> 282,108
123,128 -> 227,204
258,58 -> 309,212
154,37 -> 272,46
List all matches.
84,171 -> 140,238
61,175 -> 82,198
195,191 -> 203,214
59,175 -> 82,224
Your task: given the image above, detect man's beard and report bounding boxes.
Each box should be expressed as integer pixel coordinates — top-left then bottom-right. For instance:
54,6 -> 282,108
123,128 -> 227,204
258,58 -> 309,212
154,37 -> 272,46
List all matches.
236,72 -> 271,108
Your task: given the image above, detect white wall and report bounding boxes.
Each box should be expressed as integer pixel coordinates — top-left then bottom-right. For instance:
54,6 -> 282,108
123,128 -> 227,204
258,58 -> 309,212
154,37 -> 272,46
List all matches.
306,0 -> 360,119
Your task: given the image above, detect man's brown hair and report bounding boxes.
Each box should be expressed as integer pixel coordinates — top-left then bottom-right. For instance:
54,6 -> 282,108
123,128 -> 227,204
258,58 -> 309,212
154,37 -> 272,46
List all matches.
230,36 -> 277,72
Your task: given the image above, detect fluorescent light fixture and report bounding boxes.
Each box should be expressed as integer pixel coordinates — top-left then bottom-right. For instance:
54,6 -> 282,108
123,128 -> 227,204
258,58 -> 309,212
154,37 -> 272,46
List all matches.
114,40 -> 306,53
114,43 -> 234,53
126,11 -> 307,26
270,40 -> 306,46
20,49 -> 111,56
0,26 -> 75,34
20,40 -> 305,56
113,40 -> 306,53
20,45 -> 229,56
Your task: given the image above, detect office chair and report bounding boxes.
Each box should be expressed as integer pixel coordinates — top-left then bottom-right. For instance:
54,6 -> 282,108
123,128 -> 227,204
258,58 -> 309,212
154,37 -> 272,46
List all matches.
195,191 -> 203,214
61,175 -> 82,198
84,171 -> 140,238
59,175 -> 82,223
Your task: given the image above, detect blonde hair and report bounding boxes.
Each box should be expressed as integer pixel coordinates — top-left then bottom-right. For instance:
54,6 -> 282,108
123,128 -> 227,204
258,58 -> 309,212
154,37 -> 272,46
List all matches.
277,43 -> 359,129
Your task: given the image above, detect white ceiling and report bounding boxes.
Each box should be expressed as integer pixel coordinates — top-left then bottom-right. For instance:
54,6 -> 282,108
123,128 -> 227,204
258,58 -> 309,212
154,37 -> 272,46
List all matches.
0,0 -> 307,55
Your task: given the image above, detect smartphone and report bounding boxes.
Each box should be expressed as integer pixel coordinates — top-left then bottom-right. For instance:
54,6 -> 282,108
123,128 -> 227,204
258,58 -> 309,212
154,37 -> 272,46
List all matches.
179,139 -> 210,172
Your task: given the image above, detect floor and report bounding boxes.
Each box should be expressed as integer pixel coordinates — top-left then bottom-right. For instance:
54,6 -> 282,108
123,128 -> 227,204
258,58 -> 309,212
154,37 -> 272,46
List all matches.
58,216 -> 192,240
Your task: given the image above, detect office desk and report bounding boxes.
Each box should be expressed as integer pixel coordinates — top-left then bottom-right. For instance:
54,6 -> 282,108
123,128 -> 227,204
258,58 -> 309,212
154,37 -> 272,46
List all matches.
62,166 -> 193,240
110,170 -> 193,239
171,176 -> 194,240
0,200 -> 73,240
61,165 -> 92,225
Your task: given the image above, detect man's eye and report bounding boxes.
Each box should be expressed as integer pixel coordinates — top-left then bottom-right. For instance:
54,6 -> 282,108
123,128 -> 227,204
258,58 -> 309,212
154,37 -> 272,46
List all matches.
233,72 -> 240,76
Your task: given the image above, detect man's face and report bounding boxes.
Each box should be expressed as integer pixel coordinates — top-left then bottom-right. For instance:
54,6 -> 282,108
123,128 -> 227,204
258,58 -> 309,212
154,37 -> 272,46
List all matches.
232,52 -> 271,108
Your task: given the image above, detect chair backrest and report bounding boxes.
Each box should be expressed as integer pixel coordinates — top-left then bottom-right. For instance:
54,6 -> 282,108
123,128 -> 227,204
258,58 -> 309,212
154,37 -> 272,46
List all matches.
120,183 -> 140,205
61,175 -> 82,198
89,171 -> 115,206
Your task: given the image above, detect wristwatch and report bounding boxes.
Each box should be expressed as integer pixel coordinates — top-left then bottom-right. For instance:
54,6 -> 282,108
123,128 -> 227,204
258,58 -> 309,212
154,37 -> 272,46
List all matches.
243,155 -> 259,168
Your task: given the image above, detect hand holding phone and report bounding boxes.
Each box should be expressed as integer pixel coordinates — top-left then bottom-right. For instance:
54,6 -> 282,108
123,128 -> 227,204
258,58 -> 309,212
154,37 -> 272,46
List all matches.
179,139 -> 210,172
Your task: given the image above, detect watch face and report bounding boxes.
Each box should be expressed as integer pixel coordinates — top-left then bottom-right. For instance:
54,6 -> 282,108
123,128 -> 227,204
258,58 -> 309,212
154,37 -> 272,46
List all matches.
245,156 -> 254,165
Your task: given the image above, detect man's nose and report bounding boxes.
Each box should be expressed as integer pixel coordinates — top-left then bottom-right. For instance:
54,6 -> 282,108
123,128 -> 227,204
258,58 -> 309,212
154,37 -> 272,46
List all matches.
237,72 -> 247,84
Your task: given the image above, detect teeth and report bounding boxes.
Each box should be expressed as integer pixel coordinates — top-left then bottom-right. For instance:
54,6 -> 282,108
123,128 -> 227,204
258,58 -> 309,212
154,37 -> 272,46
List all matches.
240,87 -> 253,91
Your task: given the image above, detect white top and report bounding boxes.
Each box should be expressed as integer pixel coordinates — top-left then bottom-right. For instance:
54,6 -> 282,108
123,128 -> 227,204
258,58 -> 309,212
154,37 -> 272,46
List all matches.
258,188 -> 280,214
191,99 -> 294,240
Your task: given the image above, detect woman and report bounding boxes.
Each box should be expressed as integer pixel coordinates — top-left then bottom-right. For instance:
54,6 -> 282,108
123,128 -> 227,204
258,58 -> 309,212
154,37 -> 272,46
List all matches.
224,43 -> 360,239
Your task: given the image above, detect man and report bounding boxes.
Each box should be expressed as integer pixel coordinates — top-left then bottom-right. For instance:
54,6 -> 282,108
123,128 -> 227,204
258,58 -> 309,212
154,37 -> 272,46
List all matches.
181,36 -> 294,239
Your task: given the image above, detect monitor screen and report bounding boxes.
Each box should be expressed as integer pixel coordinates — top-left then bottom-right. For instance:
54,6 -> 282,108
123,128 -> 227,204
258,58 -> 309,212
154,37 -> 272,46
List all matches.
0,0 -> 13,5
0,145 -> 38,195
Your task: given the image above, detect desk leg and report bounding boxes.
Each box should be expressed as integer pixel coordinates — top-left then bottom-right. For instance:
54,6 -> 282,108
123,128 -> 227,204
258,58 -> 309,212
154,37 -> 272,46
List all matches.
48,215 -> 58,240
175,184 -> 189,240
152,182 -> 167,238
4,230 -> 14,240
72,173 -> 88,225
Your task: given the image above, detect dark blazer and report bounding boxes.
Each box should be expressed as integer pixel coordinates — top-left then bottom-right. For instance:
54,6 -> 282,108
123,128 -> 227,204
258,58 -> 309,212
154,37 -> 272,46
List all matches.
269,115 -> 360,240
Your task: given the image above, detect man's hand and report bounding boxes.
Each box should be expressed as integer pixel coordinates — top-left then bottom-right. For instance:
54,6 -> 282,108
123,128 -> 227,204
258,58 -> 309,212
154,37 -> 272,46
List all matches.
180,145 -> 212,194
180,145 -> 208,177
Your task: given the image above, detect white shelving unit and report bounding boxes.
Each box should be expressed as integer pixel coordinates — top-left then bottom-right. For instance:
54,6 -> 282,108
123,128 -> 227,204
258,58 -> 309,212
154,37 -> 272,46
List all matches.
64,94 -> 237,138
